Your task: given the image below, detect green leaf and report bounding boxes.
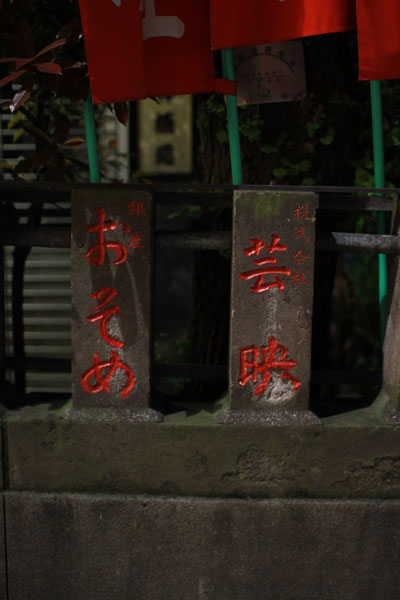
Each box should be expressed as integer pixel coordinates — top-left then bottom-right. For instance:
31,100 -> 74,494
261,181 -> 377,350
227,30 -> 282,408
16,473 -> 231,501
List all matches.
294,159 -> 312,172
272,167 -> 289,178
245,127 -> 260,140
260,144 -> 277,154
307,122 -> 320,138
216,128 -> 228,143
319,128 -> 335,146
391,126 -> 400,144
13,127 -> 24,142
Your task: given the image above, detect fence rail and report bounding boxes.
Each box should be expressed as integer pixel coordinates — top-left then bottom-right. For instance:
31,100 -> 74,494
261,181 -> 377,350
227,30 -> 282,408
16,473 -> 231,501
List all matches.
0,183 -> 398,417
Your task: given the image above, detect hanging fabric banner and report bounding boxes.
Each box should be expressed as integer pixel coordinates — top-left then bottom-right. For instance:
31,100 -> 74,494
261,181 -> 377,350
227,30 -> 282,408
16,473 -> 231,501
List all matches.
210,0 -> 356,50
357,0 -> 400,80
78,0 -> 235,103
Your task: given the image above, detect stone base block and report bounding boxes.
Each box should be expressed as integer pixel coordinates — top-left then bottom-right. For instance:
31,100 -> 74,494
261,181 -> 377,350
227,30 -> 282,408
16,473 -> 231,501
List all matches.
5,491 -> 400,600
63,406 -> 163,423
217,408 -> 320,425
0,497 -> 6,600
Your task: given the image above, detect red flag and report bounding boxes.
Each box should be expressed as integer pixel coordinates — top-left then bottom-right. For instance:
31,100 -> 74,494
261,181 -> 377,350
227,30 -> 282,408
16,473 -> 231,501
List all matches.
357,0 -> 400,80
210,0 -> 356,50
78,0 -> 235,103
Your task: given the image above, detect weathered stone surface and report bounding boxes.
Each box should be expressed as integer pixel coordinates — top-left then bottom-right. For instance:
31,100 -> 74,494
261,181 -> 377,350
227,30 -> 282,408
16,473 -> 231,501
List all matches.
6,402 -> 400,499
225,191 -> 317,423
0,495 -> 7,599
0,416 -> 3,491
372,198 -> 400,422
379,250 -> 400,421
5,491 -> 400,600
71,189 -> 160,420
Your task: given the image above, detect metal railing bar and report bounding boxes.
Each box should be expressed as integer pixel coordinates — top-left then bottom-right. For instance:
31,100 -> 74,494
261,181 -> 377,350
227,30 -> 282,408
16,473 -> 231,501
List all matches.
319,194 -> 394,212
5,357 -> 70,372
0,226 -> 70,248
1,181 -> 399,193
316,232 -> 400,255
5,194 -> 395,212
1,182 -> 398,204
2,227 -> 400,255
3,356 -> 381,386
156,231 -> 231,250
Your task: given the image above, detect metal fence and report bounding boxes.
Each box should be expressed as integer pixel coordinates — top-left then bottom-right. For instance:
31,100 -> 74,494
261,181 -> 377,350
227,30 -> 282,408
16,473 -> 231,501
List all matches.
0,181 -> 398,417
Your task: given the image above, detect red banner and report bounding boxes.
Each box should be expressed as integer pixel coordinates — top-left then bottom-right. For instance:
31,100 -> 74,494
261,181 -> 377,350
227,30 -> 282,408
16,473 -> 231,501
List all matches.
357,0 -> 400,80
210,0 -> 356,50
78,0 -> 235,103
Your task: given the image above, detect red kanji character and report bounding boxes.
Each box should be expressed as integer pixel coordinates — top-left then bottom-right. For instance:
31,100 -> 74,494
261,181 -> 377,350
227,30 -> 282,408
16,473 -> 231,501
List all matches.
244,237 -> 267,257
86,287 -> 123,349
85,208 -> 127,266
120,223 -> 144,249
238,337 -> 300,396
240,233 -> 291,293
293,204 -> 310,220
120,222 -> 132,234
292,272 -> 309,286
80,350 -> 135,398
128,200 -> 147,217
295,227 -> 309,243
265,233 -> 288,254
293,249 -> 309,265
128,233 -> 144,248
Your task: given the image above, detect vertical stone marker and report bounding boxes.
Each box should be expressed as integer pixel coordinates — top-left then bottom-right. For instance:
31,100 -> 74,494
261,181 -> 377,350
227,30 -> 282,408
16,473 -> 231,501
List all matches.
375,195 -> 400,423
70,189 -> 162,422
218,190 -> 319,425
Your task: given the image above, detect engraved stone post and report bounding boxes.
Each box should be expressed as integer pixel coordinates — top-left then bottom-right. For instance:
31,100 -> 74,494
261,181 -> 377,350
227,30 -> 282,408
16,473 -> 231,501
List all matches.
218,190 -> 319,425
70,189 -> 162,422
374,195 -> 400,423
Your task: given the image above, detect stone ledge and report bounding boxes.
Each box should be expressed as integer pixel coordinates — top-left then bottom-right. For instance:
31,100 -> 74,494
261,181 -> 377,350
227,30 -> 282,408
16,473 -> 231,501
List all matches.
5,401 -> 400,499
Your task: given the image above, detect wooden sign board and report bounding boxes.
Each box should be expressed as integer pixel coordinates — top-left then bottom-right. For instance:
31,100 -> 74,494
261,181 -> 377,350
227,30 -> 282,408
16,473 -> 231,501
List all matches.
219,190 -> 319,425
71,189 -> 161,421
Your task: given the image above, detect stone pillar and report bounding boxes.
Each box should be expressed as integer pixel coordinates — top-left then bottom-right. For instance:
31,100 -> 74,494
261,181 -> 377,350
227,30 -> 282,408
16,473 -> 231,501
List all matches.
218,190 -> 319,425
70,189 -> 162,422
374,196 -> 400,423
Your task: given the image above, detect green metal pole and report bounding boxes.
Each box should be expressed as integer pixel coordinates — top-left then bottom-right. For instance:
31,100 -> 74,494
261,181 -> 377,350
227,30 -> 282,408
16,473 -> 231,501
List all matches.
83,91 -> 101,183
370,80 -> 387,344
221,49 -> 243,185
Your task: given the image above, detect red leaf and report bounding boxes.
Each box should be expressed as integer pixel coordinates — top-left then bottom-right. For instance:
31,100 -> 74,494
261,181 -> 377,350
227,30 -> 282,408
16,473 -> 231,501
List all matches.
0,70 -> 27,89
60,60 -> 83,70
114,102 -> 129,126
15,57 -> 32,69
33,38 -> 67,60
35,62 -> 62,75
56,18 -> 83,44
10,89 -> 31,113
10,81 -> 33,113
63,137 -> 85,146
0,57 -> 19,64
